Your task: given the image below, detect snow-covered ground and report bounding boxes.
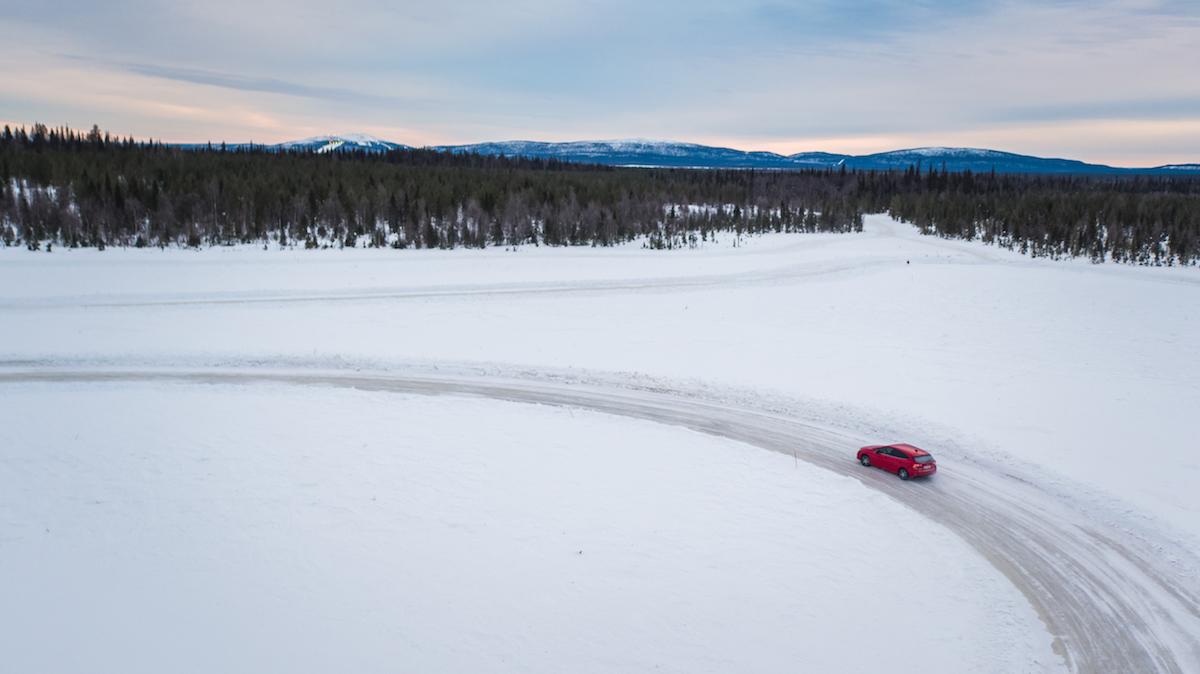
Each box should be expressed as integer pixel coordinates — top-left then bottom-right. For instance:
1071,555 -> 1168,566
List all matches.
0,230 -> 814,305
2,215 -> 1198,671
2,217 -> 1196,541
0,382 -> 1057,673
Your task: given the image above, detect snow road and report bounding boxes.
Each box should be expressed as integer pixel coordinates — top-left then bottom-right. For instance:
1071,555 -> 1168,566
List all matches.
2,364 -> 1197,673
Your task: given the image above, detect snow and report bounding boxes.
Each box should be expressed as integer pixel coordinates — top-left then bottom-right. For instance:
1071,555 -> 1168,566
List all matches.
276,134 -> 403,153
873,147 -> 1008,158
0,231 -> 815,305
438,139 -> 708,158
282,133 -> 389,146
2,218 -> 1197,545
3,219 -> 1197,544
335,132 -> 392,144
0,382 -> 1058,674
3,214 -> 1199,669
431,139 -> 787,164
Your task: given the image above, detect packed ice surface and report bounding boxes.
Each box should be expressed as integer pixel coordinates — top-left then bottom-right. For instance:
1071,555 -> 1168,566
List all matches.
0,383 -> 1060,674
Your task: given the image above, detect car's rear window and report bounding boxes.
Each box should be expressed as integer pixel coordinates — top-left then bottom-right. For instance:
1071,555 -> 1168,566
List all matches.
914,455 -> 935,464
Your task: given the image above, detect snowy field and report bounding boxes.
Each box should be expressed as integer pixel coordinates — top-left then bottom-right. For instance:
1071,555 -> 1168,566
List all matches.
0,383 -> 1055,673
2,215 -> 1199,672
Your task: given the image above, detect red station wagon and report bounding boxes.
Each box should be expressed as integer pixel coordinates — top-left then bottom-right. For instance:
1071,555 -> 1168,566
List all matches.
857,443 -> 937,480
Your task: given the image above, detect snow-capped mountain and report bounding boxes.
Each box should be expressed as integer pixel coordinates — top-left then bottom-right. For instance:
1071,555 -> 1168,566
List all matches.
179,134 -> 1200,174
427,140 -> 1199,174
841,147 -> 1125,174
275,134 -> 408,153
430,139 -> 811,169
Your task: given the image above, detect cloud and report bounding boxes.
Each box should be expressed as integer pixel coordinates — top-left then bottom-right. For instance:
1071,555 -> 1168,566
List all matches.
992,96 -> 1200,124
1,0 -> 1198,164
108,60 -> 415,108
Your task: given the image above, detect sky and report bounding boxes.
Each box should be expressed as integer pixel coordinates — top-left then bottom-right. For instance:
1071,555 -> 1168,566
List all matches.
1,0 -> 1197,166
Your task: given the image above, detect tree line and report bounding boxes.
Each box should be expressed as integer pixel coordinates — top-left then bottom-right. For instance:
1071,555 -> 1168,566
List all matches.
881,165 -> 1200,264
0,124 -> 865,252
2,123 -> 1198,264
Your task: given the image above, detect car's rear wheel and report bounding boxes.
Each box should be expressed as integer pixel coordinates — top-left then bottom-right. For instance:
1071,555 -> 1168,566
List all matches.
898,468 -> 909,480
860,455 -> 871,467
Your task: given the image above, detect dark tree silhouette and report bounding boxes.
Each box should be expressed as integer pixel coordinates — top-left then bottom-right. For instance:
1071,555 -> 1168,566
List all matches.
2,124 -> 1197,264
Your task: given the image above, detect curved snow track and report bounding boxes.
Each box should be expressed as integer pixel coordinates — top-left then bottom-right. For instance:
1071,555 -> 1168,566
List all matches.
3,365 -> 1197,673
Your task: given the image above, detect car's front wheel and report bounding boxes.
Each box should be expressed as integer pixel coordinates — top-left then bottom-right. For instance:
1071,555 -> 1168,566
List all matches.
898,468 -> 909,480
860,455 -> 871,467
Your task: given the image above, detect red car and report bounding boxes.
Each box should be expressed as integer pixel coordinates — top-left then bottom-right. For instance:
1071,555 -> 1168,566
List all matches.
857,443 -> 937,479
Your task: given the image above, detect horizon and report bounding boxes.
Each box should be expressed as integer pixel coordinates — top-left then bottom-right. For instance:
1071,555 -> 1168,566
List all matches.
5,122 -> 1198,170
3,1 -> 1198,167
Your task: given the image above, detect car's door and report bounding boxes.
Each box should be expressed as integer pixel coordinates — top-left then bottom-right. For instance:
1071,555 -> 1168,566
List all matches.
875,447 -> 897,471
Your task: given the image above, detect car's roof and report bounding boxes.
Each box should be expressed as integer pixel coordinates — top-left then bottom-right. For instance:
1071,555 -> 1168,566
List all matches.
861,443 -> 932,456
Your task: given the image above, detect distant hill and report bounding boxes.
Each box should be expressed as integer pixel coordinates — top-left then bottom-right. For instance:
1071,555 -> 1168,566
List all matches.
432,141 -> 1199,175
276,134 -> 409,154
837,147 -> 1138,174
175,134 -> 408,154
431,139 -> 813,169
175,135 -> 1200,175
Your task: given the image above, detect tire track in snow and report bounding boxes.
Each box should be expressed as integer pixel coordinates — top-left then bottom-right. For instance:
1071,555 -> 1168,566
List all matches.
0,255 -> 893,309
2,365 -> 1197,673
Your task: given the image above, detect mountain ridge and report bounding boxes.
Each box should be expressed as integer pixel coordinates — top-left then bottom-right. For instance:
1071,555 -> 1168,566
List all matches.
177,135 -> 1200,175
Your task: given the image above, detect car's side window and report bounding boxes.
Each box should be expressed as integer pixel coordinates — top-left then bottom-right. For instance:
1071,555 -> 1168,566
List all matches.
880,447 -> 894,457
